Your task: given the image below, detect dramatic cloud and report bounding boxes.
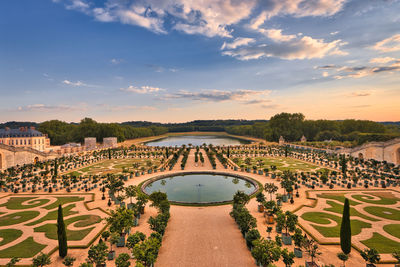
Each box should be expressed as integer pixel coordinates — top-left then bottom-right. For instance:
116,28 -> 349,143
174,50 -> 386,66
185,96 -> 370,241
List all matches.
57,0 -> 346,38
62,80 -> 94,87
223,31 -> 347,60
163,89 -> 271,102
372,34 -> 400,53
120,85 -> 164,94
221,37 -> 255,50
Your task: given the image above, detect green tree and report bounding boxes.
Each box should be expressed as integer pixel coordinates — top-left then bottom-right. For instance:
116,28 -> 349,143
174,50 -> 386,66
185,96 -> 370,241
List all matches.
282,248 -> 295,267
32,253 -> 51,267
57,204 -> 68,258
115,253 -> 131,267
87,242 -> 108,267
251,238 -> 281,267
132,237 -> 161,267
340,198 -> 351,254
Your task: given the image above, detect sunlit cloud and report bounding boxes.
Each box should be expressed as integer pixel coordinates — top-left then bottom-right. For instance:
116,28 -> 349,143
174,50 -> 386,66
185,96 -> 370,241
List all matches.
120,85 -> 165,94
372,34 -> 400,53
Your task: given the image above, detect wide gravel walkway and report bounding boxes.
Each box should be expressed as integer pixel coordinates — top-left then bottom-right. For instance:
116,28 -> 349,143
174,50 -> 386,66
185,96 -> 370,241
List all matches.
156,205 -> 256,267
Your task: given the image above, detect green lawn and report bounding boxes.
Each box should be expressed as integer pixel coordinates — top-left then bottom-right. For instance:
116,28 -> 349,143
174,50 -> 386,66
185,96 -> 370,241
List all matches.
0,197 -> 50,210
34,215 -> 101,241
0,229 -> 23,246
317,193 -> 361,206
383,224 -> 400,239
352,194 -> 398,205
324,200 -> 379,222
363,206 -> 400,221
0,237 -> 46,258
0,211 -> 40,226
26,204 -> 78,226
301,212 -> 371,237
43,196 -> 84,210
361,233 -> 400,254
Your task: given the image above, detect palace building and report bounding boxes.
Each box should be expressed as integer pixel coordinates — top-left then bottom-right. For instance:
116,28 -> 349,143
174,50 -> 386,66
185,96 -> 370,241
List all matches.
0,127 -> 50,152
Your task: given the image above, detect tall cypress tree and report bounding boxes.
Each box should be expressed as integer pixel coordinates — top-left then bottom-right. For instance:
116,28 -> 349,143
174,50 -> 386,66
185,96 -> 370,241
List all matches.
340,198 -> 351,254
57,204 -> 68,257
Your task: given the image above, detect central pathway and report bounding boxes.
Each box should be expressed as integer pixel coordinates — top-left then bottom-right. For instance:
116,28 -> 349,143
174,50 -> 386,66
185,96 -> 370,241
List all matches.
156,205 -> 256,267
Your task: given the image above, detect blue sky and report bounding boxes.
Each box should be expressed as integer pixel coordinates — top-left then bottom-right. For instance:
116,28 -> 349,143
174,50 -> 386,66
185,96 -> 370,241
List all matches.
1,0 -> 399,123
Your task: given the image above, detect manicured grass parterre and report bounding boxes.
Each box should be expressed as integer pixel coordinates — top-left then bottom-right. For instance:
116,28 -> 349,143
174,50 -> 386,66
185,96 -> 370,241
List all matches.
26,204 -> 78,226
234,157 -> 324,172
0,197 -> 50,210
317,193 -> 361,206
301,212 -> 371,238
0,237 -> 46,258
363,206 -> 400,221
324,200 -> 379,222
0,229 -> 23,246
43,196 -> 84,210
361,233 -> 400,254
383,224 -> 400,239
0,211 -> 40,226
352,193 -> 399,205
34,214 -> 101,241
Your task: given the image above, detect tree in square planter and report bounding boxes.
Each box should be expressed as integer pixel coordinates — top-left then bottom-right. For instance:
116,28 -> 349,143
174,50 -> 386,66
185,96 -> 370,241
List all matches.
292,228 -> 305,258
136,192 -> 149,215
124,185 -> 137,210
127,231 -> 146,254
282,248 -> 295,267
303,238 -> 321,267
264,200 -> 279,224
251,238 -> 281,267
360,248 -> 380,267
105,207 -> 135,249
276,211 -> 298,245
132,236 -> 161,267
108,233 -> 119,260
87,241 -> 108,267
264,183 -> 278,201
256,192 -> 266,212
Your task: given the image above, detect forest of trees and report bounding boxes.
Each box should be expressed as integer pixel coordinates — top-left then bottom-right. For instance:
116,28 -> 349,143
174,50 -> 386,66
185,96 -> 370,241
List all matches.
2,114 -> 399,146
225,113 -> 400,145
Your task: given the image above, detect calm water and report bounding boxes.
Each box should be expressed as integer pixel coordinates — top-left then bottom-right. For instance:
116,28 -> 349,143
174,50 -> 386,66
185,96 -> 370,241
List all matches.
144,173 -> 256,203
144,135 -> 250,147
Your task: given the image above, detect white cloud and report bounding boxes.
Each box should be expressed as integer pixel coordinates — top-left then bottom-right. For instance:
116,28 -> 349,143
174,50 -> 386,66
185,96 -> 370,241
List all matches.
223,32 -> 347,60
110,58 -> 123,64
103,105 -> 157,112
62,80 -> 94,87
369,57 -> 396,64
372,34 -> 400,53
120,85 -> 164,94
263,29 -> 296,42
221,37 -> 255,50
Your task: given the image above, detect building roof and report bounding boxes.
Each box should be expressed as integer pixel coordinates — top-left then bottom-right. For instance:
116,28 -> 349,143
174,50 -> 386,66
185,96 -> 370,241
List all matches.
0,128 -> 45,138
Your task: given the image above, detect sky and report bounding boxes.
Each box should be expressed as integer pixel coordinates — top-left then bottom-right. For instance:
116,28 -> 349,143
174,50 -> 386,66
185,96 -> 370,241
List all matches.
0,0 -> 399,123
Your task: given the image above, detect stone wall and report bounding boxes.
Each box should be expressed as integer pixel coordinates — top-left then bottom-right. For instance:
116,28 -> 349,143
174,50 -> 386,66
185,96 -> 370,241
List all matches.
338,138 -> 400,165
0,144 -> 58,170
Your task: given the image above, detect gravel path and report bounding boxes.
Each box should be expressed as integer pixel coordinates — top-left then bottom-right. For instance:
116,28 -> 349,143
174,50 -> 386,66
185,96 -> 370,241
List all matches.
156,205 -> 256,267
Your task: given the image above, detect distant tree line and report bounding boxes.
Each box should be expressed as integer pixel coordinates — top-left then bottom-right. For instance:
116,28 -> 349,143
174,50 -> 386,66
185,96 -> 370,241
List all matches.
38,118 -> 168,145
2,114 -> 399,146
225,113 -> 400,145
